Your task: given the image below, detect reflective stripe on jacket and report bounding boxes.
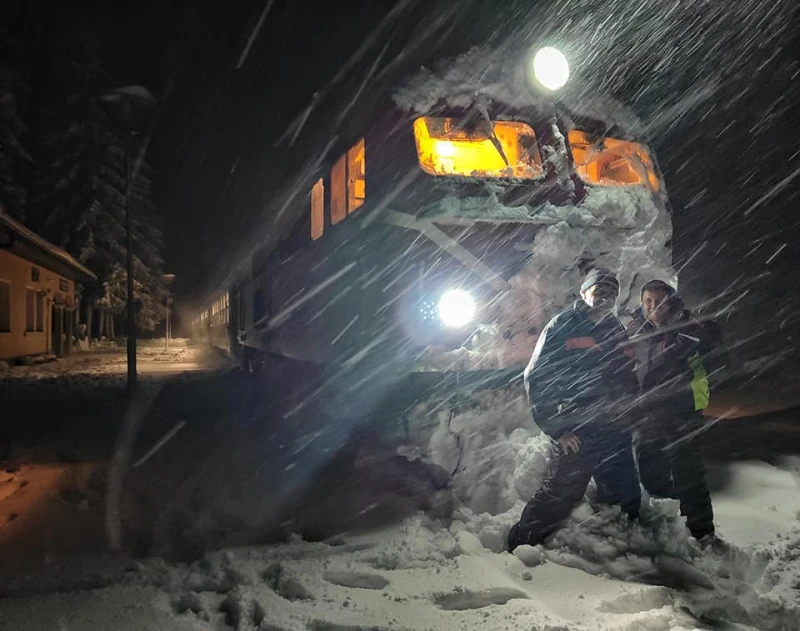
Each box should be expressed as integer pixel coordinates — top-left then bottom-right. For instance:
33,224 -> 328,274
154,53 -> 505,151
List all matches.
688,350 -> 710,411
629,310 -> 723,414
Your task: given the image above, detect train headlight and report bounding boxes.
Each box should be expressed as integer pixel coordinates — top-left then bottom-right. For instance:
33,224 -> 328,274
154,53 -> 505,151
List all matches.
532,47 -> 569,91
438,289 -> 476,328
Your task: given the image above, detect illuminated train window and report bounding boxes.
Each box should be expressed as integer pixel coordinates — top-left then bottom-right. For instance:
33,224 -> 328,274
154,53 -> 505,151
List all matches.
328,137 -> 366,229
413,117 -> 542,179
347,137 -> 365,214
568,130 -> 660,191
310,178 -> 324,240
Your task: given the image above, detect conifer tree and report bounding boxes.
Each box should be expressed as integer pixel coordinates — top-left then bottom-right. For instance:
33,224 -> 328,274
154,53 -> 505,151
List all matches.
0,30 -> 31,220
37,28 -> 166,333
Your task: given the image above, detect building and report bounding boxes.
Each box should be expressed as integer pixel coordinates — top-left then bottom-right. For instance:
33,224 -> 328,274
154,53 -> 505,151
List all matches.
0,208 -> 97,361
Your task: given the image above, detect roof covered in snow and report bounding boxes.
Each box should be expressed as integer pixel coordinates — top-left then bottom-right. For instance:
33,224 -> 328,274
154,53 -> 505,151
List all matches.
393,44 -> 646,137
0,207 -> 97,283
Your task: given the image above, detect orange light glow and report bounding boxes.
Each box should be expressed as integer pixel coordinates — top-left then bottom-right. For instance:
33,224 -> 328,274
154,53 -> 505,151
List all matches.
347,137 -> 365,214
413,117 -> 542,179
568,130 -> 660,192
310,178 -> 324,240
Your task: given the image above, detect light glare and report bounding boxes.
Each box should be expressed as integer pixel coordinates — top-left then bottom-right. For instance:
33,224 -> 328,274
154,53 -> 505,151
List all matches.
533,47 -> 570,91
438,289 -> 476,328
435,140 -> 456,158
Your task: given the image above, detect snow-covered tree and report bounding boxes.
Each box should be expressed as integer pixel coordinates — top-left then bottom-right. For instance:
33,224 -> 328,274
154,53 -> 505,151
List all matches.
36,32 -> 166,333
123,156 -> 168,332
0,34 -> 31,220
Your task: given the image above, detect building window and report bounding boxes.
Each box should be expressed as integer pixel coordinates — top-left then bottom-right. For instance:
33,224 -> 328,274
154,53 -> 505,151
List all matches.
26,289 -> 35,331
0,281 -> 10,332
347,137 -> 365,214
26,289 -> 45,332
31,267 -> 40,282
330,155 -> 347,225
310,178 -> 325,240
60,279 -> 69,292
36,294 -> 43,331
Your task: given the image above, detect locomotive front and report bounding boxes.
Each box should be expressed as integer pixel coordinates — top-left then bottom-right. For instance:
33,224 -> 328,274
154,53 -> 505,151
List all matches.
376,45 -> 674,372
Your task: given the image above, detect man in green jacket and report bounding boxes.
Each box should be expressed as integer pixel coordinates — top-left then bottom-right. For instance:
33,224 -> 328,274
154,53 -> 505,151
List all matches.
628,280 -> 728,542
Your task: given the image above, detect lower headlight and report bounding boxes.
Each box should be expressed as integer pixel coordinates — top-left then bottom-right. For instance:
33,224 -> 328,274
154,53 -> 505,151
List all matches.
438,289 -> 476,328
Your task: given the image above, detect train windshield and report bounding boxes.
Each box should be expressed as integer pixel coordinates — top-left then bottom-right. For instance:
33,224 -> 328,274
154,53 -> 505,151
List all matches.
413,117 -> 543,179
568,130 -> 660,192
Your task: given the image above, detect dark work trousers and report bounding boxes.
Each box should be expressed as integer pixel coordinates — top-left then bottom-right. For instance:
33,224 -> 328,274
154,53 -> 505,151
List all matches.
508,428 -> 641,552
634,411 -> 714,540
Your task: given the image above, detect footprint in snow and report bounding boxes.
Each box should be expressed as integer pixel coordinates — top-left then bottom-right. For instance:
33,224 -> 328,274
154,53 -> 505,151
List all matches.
323,571 -> 390,590
596,586 -> 674,614
308,622 -> 403,631
434,587 -> 529,610
219,589 -> 266,629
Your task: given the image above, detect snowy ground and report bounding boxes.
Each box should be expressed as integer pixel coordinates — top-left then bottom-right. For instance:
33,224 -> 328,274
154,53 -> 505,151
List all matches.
0,343 -> 232,578
1,380 -> 800,630
0,341 -> 227,465
1,352 -> 800,630
0,457 -> 798,630
0,338 -> 227,380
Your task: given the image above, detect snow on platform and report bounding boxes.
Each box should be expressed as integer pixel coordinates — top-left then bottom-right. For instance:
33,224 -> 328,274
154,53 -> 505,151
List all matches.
0,341 -> 228,382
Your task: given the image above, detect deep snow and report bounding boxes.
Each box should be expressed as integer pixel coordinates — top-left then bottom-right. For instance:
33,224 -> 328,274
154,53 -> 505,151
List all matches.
0,457 -> 798,630
1,386 -> 799,631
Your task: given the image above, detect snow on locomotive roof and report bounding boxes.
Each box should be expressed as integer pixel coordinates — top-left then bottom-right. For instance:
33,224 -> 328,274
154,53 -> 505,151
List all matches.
393,44 -> 645,137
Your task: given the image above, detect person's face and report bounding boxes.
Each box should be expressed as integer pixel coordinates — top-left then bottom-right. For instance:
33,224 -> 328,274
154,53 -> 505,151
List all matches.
642,289 -> 673,326
581,282 -> 618,310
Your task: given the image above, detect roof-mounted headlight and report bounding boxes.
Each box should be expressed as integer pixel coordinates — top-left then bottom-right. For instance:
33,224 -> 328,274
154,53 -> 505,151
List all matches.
532,47 -> 570,91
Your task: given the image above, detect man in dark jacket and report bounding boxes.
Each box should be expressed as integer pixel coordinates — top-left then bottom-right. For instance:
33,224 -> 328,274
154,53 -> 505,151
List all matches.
628,279 -> 726,542
507,269 -> 641,553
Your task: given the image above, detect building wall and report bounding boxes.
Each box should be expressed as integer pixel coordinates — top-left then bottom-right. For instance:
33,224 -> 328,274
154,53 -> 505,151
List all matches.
0,249 -> 76,360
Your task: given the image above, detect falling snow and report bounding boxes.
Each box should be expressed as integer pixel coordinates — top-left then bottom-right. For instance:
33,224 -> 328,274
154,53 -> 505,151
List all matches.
3,1 -> 800,630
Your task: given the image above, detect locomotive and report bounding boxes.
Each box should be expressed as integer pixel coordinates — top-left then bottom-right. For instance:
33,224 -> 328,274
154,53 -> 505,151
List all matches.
191,45 -> 674,417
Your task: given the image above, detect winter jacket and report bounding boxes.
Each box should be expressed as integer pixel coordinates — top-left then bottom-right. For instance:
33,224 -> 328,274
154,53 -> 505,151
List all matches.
628,309 -> 728,416
524,301 -> 638,439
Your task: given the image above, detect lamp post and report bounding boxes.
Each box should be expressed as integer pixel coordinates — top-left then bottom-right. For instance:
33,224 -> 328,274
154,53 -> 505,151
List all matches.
100,86 -> 157,394
162,273 -> 176,349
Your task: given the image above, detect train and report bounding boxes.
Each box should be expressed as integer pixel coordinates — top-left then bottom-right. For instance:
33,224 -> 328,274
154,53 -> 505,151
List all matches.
190,44 -> 674,418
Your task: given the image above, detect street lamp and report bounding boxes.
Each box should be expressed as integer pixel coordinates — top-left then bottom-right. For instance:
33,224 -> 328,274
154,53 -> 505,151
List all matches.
162,273 -> 176,349
100,85 -> 157,394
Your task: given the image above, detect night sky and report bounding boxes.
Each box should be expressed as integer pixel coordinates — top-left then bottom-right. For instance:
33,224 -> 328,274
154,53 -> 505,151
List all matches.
10,0 -> 800,359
